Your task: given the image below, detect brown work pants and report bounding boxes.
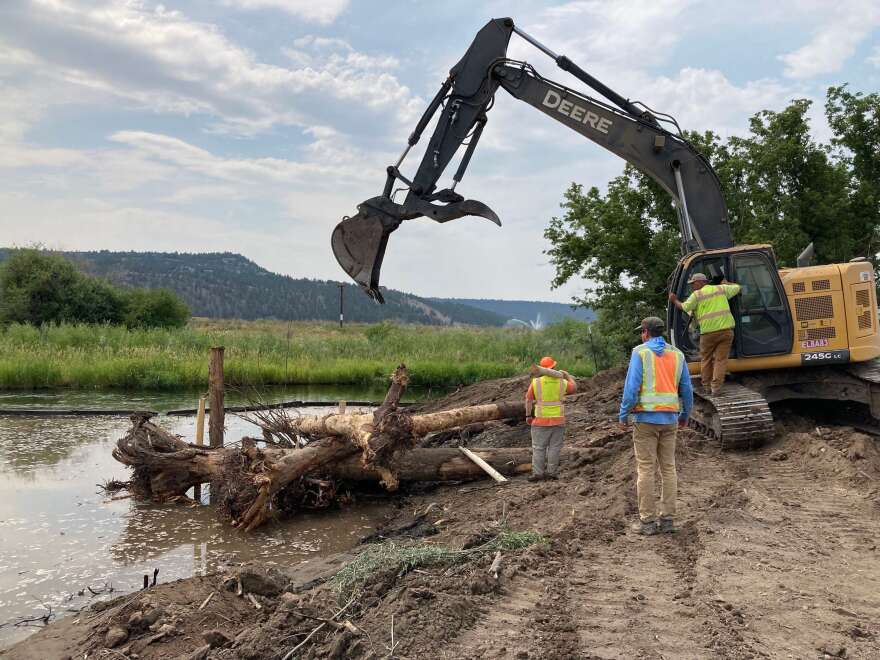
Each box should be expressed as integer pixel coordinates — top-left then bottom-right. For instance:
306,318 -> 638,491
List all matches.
699,328 -> 734,394
632,422 -> 677,522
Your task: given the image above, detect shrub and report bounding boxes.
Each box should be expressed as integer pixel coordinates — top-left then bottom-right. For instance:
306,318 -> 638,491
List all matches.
123,289 -> 190,329
0,249 -> 189,329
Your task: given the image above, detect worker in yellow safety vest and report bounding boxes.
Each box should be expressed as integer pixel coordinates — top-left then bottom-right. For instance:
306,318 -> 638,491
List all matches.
619,317 -> 693,535
525,356 -> 576,482
668,272 -> 741,396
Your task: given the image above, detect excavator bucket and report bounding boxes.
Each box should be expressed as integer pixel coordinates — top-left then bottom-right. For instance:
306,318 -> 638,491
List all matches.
331,206 -> 397,303
332,196 -> 501,303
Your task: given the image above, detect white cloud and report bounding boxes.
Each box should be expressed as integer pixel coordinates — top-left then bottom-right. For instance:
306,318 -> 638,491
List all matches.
106,129 -> 382,185
778,1 -> 880,79
0,0 -> 417,136
869,46 -> 880,68
645,68 -> 799,136
221,0 -> 349,24
511,0 -> 697,72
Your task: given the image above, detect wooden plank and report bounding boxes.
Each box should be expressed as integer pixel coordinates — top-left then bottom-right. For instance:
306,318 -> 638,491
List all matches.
194,397 -> 206,501
458,446 -> 508,483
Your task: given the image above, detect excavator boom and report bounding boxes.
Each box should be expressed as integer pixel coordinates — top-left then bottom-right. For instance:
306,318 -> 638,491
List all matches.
331,17 -> 732,300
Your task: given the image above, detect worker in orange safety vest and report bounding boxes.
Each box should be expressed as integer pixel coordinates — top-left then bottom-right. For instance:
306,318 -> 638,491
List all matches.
619,317 -> 693,536
525,355 -> 576,482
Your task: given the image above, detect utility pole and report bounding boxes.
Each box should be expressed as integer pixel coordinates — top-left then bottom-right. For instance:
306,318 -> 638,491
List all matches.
587,324 -> 601,373
338,283 -> 345,327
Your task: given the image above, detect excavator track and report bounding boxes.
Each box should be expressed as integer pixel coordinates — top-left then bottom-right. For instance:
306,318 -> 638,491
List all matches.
688,383 -> 774,450
847,357 -> 880,385
688,358 -> 880,449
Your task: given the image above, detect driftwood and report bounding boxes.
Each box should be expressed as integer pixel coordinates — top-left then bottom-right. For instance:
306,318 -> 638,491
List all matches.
528,364 -> 571,380
112,365 -> 549,531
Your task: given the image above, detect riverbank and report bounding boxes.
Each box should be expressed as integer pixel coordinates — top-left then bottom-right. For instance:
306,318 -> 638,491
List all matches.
0,319 -> 597,390
6,371 -> 880,658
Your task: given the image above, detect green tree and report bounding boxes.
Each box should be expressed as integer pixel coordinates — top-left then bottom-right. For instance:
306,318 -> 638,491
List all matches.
545,89 -> 875,355
123,289 -> 190,329
825,85 -> 880,270
0,249 -> 123,325
0,248 -> 190,328
721,99 -> 850,264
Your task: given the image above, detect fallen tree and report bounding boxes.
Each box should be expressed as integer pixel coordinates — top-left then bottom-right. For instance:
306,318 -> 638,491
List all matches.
112,365 -> 595,531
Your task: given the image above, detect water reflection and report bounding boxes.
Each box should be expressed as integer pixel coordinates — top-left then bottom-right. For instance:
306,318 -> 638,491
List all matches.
0,415 -> 122,476
0,383 -> 430,415
110,499 -> 377,572
0,393 -> 391,650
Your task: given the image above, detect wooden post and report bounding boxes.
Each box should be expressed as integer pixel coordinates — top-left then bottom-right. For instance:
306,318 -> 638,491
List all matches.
209,347 -> 225,448
338,400 -> 347,415
194,397 -> 206,501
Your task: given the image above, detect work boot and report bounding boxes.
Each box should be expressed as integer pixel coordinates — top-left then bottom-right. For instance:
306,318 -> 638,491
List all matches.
545,474 -> 559,481
631,520 -> 659,536
659,517 -> 676,534
527,474 -> 545,483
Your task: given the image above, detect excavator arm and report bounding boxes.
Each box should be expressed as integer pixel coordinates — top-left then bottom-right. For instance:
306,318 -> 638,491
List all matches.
331,17 -> 732,301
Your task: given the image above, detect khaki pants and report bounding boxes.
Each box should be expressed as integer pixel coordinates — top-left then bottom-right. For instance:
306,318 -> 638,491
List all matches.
531,424 -> 564,476
699,328 -> 734,394
632,422 -> 677,522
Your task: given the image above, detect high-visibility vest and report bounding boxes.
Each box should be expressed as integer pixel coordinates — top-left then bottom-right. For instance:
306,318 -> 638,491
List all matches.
531,376 -> 565,419
633,345 -> 683,413
686,284 -> 738,334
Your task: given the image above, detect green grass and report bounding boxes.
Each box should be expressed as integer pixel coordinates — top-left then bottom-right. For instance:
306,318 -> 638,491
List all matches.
331,529 -> 547,603
0,318 -> 598,390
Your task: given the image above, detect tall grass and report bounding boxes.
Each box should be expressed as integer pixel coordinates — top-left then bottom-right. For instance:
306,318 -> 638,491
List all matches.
0,319 -> 598,390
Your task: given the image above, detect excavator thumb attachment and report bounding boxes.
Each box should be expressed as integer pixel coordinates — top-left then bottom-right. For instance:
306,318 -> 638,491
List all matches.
331,195 -> 501,302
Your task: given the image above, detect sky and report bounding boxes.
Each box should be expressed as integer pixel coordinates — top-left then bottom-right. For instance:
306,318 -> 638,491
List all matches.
0,0 -> 878,303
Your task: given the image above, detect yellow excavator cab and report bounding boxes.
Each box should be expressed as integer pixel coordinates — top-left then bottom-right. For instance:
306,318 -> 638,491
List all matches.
669,244 -> 879,373
668,245 -> 880,448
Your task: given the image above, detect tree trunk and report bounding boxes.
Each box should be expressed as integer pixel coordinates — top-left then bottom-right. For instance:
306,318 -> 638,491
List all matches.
111,365 -> 564,531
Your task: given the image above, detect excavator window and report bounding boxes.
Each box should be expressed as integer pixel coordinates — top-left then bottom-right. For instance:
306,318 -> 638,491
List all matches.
736,255 -> 782,309
731,252 -> 793,357
674,256 -> 730,356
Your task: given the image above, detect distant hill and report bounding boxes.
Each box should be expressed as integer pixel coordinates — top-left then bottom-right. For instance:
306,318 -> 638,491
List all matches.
441,298 -> 594,325
0,249 -> 593,326
0,249 -> 505,326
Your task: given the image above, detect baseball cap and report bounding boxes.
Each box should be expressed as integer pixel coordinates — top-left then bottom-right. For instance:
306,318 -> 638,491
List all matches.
687,272 -> 708,284
634,316 -> 665,333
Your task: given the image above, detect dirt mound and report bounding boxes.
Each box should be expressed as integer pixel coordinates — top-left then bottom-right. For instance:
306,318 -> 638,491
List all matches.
412,367 -> 626,415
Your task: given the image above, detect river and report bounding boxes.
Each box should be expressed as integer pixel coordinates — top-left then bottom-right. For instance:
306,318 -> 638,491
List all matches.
0,386 -> 430,650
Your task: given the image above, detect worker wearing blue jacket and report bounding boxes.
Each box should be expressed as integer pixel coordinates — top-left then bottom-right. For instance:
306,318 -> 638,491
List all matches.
619,316 -> 694,536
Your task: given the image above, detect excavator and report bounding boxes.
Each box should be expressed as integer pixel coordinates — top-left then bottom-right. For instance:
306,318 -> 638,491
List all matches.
331,17 -> 880,448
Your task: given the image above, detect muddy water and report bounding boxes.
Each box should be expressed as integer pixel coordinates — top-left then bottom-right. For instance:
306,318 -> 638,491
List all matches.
0,387 -> 415,649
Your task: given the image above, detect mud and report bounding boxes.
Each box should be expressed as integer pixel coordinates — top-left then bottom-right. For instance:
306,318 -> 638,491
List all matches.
5,369 -> 880,659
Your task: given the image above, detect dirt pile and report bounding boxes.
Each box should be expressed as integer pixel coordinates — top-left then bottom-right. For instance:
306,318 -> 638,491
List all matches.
6,368 -> 880,659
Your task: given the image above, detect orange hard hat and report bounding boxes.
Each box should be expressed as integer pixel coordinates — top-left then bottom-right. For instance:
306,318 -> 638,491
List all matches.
539,356 -> 557,368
